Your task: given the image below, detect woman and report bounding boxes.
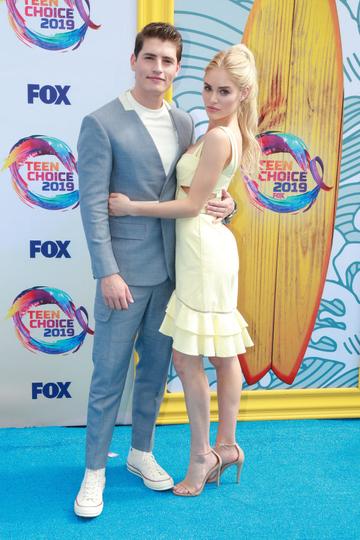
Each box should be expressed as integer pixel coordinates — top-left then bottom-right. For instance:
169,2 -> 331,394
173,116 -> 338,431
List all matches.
109,44 -> 259,496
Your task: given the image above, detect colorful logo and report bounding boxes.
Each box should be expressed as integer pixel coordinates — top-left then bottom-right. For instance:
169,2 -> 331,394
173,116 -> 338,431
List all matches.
6,0 -> 100,51
242,131 -> 331,214
2,135 -> 78,210
7,286 -> 94,355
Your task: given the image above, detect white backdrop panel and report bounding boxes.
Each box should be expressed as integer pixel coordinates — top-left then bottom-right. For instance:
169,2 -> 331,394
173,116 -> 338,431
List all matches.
0,0 -> 136,427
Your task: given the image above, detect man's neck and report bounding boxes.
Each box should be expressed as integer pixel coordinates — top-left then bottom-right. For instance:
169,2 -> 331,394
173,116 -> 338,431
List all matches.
130,88 -> 164,110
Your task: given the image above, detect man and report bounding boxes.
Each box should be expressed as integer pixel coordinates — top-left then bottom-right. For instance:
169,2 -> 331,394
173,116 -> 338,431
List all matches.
75,22 -> 235,517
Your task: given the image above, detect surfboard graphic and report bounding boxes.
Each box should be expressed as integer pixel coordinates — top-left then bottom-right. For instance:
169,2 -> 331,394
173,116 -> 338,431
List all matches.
230,0 -> 343,384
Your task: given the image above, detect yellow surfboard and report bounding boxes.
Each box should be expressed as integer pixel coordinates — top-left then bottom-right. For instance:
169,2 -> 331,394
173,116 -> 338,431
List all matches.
230,0 -> 343,384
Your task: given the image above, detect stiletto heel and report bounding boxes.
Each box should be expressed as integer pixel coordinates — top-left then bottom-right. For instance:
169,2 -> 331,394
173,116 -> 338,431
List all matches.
207,443 -> 245,484
216,461 -> 221,487
172,449 -> 222,497
236,459 -> 244,483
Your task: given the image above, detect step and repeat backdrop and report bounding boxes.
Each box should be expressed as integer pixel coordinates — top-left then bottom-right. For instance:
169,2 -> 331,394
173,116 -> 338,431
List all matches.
0,0 -> 136,426
0,0 -> 359,426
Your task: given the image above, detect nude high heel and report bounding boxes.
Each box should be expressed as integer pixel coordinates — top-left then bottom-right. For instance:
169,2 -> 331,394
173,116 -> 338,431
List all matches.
172,449 -> 222,497
207,443 -> 245,484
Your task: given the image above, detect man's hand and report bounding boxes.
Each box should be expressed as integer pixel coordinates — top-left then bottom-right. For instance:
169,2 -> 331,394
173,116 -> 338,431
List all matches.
206,189 -> 235,223
101,274 -> 134,310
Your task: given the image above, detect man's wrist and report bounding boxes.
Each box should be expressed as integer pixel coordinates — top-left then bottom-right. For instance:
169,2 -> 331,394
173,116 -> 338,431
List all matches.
101,273 -> 119,282
222,200 -> 238,224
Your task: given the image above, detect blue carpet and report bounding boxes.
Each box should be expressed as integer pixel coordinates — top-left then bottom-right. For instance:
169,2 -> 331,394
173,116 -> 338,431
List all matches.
0,419 -> 359,540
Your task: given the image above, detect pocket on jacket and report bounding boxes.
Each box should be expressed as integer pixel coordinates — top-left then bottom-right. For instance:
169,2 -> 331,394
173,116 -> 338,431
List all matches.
110,220 -> 147,240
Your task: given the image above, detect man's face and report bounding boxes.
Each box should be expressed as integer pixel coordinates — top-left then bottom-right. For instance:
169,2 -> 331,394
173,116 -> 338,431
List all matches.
131,37 -> 180,98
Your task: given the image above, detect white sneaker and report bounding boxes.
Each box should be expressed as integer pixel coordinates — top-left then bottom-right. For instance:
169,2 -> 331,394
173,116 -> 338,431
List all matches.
127,448 -> 174,491
74,468 -> 106,518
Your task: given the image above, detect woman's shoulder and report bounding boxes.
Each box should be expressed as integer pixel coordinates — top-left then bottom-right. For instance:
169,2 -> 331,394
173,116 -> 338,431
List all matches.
203,126 -> 231,142
201,127 -> 232,158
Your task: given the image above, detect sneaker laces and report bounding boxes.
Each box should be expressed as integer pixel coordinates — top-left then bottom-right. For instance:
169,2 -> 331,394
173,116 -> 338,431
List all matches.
82,470 -> 103,502
144,453 -> 166,477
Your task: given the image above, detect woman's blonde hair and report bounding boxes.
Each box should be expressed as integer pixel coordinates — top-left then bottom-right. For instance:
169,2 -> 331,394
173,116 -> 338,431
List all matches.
205,44 -> 260,173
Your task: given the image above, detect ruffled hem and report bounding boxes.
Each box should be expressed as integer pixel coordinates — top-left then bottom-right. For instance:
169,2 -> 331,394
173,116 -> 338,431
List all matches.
159,293 -> 254,357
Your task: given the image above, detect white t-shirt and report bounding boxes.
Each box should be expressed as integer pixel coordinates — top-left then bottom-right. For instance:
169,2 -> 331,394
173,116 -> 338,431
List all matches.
119,90 -> 179,175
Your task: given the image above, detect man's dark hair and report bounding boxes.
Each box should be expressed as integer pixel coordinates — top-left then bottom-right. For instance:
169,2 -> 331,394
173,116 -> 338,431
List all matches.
134,22 -> 183,62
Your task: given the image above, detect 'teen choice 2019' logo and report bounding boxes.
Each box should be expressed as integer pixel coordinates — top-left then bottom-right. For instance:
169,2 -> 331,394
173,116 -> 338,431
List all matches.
2,135 -> 78,210
7,286 -> 94,354
6,0 -> 100,51
242,131 -> 332,214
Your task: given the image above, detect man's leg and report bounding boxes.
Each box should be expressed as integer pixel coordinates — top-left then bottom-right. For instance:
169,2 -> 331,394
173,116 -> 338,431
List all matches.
75,285 -> 153,517
86,285 -> 152,470
125,279 -> 174,491
131,278 -> 174,452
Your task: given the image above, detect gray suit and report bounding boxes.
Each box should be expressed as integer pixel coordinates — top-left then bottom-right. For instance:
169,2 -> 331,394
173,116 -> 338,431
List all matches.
78,98 -> 194,469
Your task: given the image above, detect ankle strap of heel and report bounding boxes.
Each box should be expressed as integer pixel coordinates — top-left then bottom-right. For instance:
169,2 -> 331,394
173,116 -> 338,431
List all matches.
215,443 -> 238,448
215,443 -> 241,460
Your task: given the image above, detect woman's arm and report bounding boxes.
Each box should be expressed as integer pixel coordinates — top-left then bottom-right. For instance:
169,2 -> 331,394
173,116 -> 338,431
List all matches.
109,128 -> 232,219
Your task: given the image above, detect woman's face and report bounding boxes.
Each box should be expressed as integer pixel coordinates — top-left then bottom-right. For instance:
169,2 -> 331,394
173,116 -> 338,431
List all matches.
202,67 -> 242,122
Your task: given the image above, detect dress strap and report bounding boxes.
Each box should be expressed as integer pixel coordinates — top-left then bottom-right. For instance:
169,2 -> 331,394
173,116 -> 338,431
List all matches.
217,126 -> 239,175
192,139 -> 205,157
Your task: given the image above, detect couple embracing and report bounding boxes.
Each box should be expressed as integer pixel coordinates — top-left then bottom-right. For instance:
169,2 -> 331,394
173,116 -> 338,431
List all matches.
75,22 -> 258,517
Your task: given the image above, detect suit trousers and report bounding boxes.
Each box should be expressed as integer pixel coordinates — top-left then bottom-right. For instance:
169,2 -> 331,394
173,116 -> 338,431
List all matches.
86,279 -> 174,470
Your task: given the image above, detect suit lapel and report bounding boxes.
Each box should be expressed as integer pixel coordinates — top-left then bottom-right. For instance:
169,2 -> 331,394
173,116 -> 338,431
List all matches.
116,98 -> 191,193
161,107 -> 191,191
168,107 -> 190,156
116,99 -> 167,178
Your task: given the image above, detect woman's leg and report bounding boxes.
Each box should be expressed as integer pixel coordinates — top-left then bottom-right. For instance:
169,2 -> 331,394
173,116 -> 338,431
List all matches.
172,349 -> 218,494
208,355 -> 243,464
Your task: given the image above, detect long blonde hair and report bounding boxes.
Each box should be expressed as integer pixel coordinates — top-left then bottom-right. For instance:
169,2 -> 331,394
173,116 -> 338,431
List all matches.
205,44 -> 260,174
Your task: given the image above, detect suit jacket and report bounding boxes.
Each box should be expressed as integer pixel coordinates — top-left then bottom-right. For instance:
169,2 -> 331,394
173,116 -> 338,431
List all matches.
78,98 -> 194,290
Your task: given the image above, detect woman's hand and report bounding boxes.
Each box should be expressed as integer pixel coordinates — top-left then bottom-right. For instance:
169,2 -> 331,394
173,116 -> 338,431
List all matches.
109,193 -> 132,216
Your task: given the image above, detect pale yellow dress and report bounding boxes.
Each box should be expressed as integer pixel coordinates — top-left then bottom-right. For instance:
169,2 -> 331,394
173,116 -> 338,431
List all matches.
159,126 -> 253,357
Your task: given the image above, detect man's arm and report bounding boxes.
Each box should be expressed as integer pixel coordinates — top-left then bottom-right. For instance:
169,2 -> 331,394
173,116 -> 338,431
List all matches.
78,115 -> 133,309
78,114 -> 118,278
